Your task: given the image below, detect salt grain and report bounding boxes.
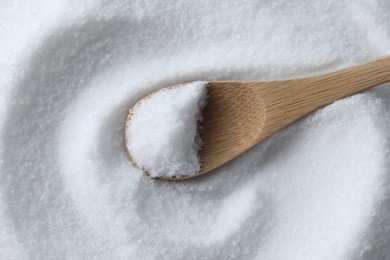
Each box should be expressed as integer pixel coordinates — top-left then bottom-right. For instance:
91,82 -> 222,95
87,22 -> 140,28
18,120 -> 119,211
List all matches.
125,81 -> 207,178
1,1 -> 390,259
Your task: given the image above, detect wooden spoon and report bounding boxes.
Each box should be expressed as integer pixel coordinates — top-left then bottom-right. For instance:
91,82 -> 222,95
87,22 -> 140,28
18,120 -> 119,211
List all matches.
126,55 -> 390,180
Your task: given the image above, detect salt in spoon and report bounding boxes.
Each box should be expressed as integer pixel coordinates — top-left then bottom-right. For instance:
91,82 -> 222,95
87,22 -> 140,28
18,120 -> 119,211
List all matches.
126,55 -> 390,180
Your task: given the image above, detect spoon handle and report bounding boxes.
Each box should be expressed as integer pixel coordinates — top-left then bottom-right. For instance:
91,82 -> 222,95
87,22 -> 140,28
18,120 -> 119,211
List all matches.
257,55 -> 390,136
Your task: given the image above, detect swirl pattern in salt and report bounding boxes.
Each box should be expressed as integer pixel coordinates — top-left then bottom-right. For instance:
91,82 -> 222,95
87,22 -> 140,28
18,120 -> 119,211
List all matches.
1,0 -> 390,259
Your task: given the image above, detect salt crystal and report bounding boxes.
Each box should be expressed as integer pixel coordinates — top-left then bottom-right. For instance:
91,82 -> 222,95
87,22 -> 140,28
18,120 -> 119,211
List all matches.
1,0 -> 390,259
125,81 -> 207,178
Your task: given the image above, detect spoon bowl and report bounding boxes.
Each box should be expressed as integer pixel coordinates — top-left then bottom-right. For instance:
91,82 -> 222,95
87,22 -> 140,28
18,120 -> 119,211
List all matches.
197,82 -> 266,177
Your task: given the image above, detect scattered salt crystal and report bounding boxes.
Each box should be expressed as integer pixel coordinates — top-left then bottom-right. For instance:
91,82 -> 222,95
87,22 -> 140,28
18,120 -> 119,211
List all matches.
125,81 -> 207,178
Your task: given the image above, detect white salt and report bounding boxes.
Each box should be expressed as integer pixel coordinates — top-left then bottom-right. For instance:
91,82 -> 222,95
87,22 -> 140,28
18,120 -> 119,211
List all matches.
1,1 -> 390,259
125,82 -> 207,178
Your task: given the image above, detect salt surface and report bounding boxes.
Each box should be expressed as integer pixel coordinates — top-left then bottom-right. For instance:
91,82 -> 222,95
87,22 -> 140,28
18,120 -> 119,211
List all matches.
1,0 -> 390,259
125,82 -> 207,178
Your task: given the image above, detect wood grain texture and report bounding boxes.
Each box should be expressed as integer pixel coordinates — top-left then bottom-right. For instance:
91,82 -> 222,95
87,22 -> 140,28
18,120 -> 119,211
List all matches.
126,55 -> 390,180
198,83 -> 265,176
195,55 -> 390,180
